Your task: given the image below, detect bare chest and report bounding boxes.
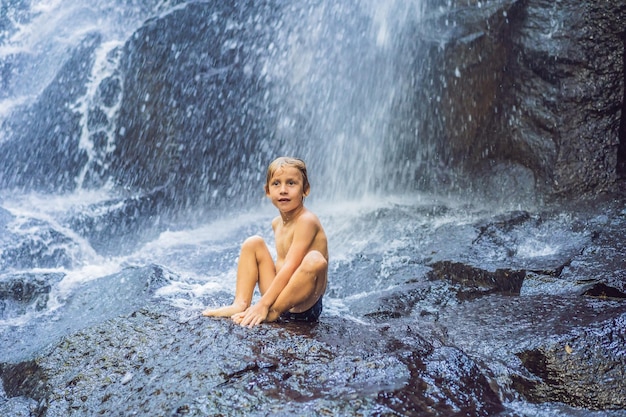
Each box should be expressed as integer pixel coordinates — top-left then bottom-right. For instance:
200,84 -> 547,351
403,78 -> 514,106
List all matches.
274,226 -> 294,260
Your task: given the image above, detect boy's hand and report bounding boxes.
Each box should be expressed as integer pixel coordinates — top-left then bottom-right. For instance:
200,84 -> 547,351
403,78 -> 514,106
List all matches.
232,303 -> 268,327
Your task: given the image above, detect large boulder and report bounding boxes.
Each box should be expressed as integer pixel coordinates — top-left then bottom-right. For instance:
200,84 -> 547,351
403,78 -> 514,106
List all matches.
394,0 -> 625,199
0,304 -> 503,416
498,0 -> 625,196
105,1 -> 278,208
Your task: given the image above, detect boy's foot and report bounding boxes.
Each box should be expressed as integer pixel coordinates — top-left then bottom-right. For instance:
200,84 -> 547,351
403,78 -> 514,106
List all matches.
202,304 -> 246,317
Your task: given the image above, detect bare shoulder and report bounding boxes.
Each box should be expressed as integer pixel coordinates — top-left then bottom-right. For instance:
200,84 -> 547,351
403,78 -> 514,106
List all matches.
295,209 -> 327,248
297,208 -> 328,259
296,208 -> 323,229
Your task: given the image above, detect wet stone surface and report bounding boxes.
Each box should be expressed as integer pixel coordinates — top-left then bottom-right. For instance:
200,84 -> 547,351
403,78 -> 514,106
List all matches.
514,312 -> 626,410
0,273 -> 64,321
0,305 -> 502,417
0,194 -> 625,416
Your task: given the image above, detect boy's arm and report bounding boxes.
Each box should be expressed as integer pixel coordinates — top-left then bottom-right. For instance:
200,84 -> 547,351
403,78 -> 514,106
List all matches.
238,215 -> 318,326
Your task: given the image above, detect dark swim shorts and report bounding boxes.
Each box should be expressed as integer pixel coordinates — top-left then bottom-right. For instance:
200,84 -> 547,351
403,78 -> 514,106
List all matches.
280,297 -> 323,322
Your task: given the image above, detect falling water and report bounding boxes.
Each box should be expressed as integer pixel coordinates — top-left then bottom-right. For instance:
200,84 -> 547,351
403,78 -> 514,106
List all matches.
0,0 -> 442,337
0,0 -> 162,120
0,0 -> 436,203
263,0 -> 427,199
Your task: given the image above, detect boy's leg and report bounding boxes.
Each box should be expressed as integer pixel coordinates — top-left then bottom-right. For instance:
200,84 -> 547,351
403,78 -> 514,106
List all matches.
265,251 -> 327,322
202,236 -> 275,317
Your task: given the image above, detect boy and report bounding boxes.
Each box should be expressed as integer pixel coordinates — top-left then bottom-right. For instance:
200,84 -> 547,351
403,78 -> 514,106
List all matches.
202,157 -> 328,327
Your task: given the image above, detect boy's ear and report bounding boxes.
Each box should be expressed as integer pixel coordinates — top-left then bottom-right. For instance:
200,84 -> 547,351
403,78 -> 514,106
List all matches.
264,185 -> 270,195
303,186 -> 310,197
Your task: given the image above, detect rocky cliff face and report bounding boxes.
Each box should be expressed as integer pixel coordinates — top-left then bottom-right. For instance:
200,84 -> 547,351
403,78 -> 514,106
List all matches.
107,1 -> 278,207
110,0 -> 624,201
422,0 -> 626,198
0,1 -> 622,202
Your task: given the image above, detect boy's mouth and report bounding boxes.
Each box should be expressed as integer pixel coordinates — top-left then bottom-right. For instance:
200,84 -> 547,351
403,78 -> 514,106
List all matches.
278,198 -> 290,202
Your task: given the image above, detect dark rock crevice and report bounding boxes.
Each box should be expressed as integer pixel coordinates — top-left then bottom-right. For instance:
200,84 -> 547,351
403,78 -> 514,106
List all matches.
0,273 -> 63,320
428,260 -> 526,298
582,282 -> 626,300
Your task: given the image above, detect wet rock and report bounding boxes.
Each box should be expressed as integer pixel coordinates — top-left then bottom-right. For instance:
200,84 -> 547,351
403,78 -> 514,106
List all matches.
0,207 -> 12,228
514,313 -> 626,410
422,210 -> 579,299
404,0 -> 626,198
0,264 -> 172,364
0,219 -> 77,271
0,361 -> 43,417
356,281 -> 444,321
498,0 -> 625,196
428,260 -> 526,298
428,285 -> 626,416
0,272 -> 64,320
0,360 -> 47,400
107,1 -> 277,210
0,33 -> 101,192
0,303 -> 502,416
560,202 -> 626,293
377,341 -> 504,417
64,189 -> 168,255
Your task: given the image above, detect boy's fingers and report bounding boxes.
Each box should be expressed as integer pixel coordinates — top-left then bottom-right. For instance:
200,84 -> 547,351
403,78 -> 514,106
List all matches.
240,314 -> 261,328
241,314 -> 254,327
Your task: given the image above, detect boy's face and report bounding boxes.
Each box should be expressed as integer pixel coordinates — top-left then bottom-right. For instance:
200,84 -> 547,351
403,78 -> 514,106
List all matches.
266,166 -> 308,212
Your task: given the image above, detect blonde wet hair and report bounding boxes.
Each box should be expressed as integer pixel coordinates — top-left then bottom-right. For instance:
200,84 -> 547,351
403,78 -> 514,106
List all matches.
265,157 -> 310,196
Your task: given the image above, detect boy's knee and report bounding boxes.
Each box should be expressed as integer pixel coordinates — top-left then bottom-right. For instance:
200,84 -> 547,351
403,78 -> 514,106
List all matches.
242,235 -> 265,249
302,251 -> 327,272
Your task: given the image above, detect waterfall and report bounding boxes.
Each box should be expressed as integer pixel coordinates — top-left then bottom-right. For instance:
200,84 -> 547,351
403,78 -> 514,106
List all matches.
0,0 -> 433,208
0,0 -> 161,118
263,0 -> 427,199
